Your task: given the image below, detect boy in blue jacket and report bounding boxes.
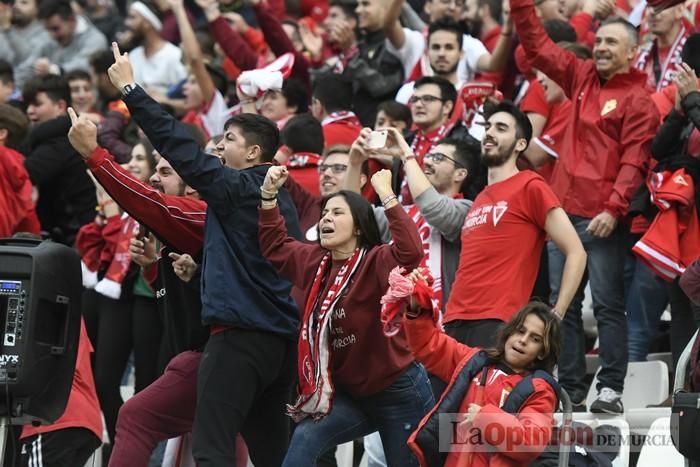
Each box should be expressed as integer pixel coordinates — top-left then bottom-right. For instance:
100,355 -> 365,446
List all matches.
103,42 -> 301,467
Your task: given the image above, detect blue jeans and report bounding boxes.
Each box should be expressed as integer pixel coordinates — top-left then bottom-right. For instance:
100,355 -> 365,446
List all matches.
548,215 -> 628,403
282,362 -> 435,467
625,252 -> 668,362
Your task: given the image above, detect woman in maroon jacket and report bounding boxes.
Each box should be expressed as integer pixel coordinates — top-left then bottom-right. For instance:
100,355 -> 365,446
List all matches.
258,165 -> 434,466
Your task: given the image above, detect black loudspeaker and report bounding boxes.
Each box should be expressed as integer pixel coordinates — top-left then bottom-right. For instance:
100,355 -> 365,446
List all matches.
0,239 -> 82,425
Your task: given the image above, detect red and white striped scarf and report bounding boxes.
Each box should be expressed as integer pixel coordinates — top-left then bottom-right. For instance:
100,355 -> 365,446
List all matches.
321,110 -> 361,127
289,248 -> 366,421
635,25 -> 688,91
94,215 -> 139,299
406,203 -> 444,311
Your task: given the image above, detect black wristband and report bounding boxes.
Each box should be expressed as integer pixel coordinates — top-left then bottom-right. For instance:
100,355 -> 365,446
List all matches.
261,194 -> 277,201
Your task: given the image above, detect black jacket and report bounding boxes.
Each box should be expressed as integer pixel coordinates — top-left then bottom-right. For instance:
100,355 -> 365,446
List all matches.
344,29 -> 405,126
630,91 -> 700,219
23,116 -> 96,246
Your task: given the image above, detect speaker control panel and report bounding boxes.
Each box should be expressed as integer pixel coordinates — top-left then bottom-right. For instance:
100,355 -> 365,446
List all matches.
1,280 -> 26,347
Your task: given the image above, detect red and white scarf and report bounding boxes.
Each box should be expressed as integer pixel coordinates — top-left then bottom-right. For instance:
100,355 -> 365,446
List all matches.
321,110 -> 361,128
289,248 -> 366,422
380,267 -> 440,336
635,25 -> 688,91
94,215 -> 139,299
332,45 -> 359,73
287,152 -> 323,168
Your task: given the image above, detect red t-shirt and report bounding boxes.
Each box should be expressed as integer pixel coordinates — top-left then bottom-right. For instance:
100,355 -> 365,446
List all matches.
21,320 -> 102,440
445,171 -> 560,323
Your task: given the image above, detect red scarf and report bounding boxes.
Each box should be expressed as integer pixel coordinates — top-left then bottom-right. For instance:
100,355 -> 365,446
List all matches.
289,248 -> 366,421
94,215 -> 139,299
635,25 -> 688,91
332,45 -> 359,73
405,195 -> 462,312
287,152 -> 323,168
380,267 -> 440,336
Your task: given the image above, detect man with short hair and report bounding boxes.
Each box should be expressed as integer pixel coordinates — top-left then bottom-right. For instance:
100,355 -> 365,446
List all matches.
16,0 -> 107,84
441,101 -> 586,360
635,4 -> 689,91
278,113 -> 326,195
311,73 -> 363,149
406,76 -> 469,160
374,100 -> 412,131
395,18 -> 464,103
384,0 -> 512,84
0,0 -> 51,87
461,0 -> 503,50
124,0 -> 187,94
21,75 -> 96,245
108,42 -> 300,466
512,0 -> 661,413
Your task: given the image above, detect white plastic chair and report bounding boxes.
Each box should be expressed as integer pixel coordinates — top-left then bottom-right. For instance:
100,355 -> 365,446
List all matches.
553,413 -> 630,467
636,417 -> 685,467
586,361 -> 669,410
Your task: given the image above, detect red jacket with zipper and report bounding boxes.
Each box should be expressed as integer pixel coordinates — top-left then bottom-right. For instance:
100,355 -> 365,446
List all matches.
512,0 -> 659,219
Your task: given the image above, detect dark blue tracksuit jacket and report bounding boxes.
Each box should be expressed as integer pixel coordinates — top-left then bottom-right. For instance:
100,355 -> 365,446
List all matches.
124,86 -> 301,339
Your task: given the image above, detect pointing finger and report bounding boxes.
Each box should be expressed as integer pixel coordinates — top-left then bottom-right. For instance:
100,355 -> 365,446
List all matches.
168,252 -> 181,261
67,107 -> 78,124
112,41 -> 121,61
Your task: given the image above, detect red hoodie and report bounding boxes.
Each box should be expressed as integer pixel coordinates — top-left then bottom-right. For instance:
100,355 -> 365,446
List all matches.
0,146 -> 40,236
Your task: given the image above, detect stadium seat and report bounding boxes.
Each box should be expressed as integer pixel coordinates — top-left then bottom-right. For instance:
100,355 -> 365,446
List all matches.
586,361 -> 669,409
636,417 -> 685,467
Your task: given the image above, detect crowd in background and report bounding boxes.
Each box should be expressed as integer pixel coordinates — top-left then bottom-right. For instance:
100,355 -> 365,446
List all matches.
1,0 -> 700,464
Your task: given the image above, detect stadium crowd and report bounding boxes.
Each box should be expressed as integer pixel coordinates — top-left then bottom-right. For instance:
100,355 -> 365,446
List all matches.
1,0 -> 700,464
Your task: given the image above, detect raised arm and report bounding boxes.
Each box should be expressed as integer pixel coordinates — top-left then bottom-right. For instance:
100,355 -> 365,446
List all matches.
171,0 -> 216,105
384,0 -> 407,50
258,166 -> 322,287
510,0 -> 585,96
476,12 -> 514,72
107,43 -> 239,210
404,312 -> 474,384
67,109 -> 207,255
370,170 -> 424,269
252,0 -> 310,88
197,0 -> 258,71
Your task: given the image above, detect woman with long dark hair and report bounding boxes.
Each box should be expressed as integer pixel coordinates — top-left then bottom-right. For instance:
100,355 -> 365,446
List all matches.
257,165 -> 435,466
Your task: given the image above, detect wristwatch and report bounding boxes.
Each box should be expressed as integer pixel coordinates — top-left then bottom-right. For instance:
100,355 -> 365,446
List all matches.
120,83 -> 136,97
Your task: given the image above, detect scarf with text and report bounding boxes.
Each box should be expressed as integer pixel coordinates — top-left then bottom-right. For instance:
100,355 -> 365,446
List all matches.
289,248 -> 366,421
287,152 -> 323,168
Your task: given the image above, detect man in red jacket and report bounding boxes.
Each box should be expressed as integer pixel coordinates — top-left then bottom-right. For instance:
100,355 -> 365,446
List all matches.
511,0 -> 660,413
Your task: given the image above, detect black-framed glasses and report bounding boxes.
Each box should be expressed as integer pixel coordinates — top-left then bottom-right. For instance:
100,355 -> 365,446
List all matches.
424,152 -> 464,168
318,163 -> 348,174
408,95 -> 445,105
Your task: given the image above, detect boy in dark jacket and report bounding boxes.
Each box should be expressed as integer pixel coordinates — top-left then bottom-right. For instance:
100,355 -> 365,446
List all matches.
103,42 -> 301,467
21,75 -> 96,245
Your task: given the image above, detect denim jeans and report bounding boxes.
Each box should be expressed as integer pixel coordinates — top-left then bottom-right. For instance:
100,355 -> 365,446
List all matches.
282,362 -> 435,467
548,215 -> 627,403
625,253 -> 668,362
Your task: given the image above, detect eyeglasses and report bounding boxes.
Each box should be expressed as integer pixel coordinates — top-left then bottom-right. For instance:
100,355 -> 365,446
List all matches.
318,163 -> 348,174
424,152 -> 464,168
408,95 -> 445,105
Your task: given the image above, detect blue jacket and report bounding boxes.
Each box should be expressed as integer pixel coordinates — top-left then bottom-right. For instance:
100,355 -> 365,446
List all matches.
123,86 -> 301,339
